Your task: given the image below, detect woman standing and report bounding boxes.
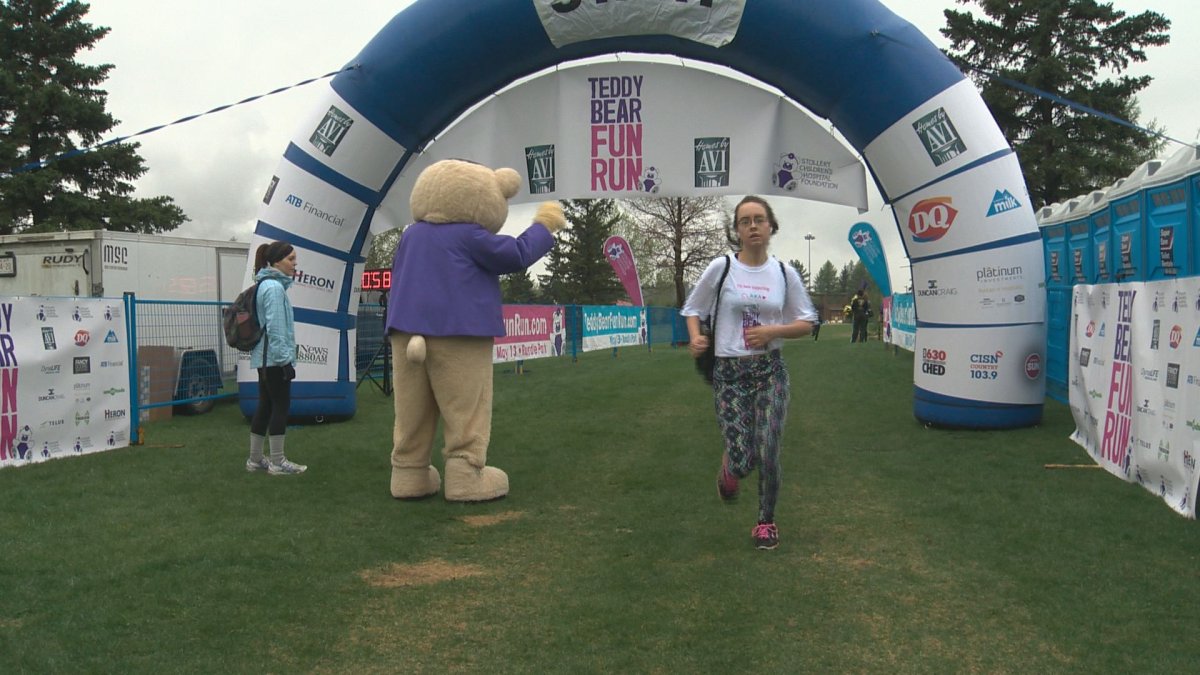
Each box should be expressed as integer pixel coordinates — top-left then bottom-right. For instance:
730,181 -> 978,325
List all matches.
245,241 -> 306,476
681,196 -> 817,550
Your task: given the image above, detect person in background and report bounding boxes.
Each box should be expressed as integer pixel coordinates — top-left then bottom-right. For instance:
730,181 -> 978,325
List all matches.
849,287 -> 871,343
245,240 -> 306,476
681,195 -> 818,551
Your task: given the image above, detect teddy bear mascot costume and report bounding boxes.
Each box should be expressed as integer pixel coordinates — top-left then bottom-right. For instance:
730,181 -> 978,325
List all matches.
385,159 -> 566,502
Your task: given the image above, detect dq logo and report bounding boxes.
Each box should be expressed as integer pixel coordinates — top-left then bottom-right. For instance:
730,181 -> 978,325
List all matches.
1169,325 -> 1182,349
1085,321 -> 1096,338
74,330 -> 90,347
908,197 -> 957,242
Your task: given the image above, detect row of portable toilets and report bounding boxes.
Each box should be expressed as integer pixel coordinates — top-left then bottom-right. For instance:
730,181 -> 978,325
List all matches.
1037,143 -> 1200,402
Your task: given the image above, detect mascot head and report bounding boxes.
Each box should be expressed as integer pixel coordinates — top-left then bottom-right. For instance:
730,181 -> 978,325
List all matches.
410,159 -> 521,233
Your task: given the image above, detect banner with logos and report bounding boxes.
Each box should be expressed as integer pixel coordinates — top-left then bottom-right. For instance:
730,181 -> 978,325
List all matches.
884,293 -> 916,352
1,297 -> 131,470
1068,279 -> 1200,518
848,222 -> 892,297
580,305 -> 647,352
603,236 -> 645,306
374,60 -> 868,229
494,305 -> 567,363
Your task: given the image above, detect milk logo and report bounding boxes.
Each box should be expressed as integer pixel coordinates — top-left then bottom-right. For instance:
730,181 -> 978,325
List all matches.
694,137 -> 730,187
263,175 -> 280,205
986,189 -> 1021,217
913,107 -> 967,166
309,105 -> 354,157
525,144 -> 556,194
104,329 -> 119,344
907,197 -> 957,242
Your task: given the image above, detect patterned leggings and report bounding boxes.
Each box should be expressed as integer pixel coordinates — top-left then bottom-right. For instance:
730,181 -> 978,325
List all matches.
713,350 -> 790,524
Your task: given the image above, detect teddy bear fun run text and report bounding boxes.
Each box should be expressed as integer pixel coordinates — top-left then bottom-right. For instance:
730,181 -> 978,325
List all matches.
590,75 -> 643,191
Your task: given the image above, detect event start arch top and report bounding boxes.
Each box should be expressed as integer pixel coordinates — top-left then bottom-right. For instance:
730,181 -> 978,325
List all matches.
242,0 -> 1047,429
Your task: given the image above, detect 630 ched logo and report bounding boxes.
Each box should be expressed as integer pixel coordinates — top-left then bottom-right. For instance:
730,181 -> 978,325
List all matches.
921,347 -> 947,376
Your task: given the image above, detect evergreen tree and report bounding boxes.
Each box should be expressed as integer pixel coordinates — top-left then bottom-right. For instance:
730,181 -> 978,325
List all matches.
500,270 -> 539,304
787,259 -> 809,288
538,199 -> 623,305
813,260 -> 839,295
620,196 -> 727,307
941,0 -> 1170,206
0,0 -> 187,234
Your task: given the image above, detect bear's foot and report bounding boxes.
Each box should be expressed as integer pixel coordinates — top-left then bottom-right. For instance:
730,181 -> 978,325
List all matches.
444,457 -> 508,502
391,465 -> 440,500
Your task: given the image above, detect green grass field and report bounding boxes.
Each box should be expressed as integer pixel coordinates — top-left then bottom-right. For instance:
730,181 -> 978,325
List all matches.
3,323 -> 1199,673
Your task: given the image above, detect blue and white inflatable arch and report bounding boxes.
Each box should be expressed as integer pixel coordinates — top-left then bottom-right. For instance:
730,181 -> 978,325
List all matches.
242,0 -> 1046,429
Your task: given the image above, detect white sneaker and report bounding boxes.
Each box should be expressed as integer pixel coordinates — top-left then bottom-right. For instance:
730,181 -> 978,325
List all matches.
268,458 -> 307,475
245,457 -> 270,472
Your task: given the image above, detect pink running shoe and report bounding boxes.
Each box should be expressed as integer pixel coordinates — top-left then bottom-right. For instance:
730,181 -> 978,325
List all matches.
752,522 -> 779,550
717,455 -> 739,502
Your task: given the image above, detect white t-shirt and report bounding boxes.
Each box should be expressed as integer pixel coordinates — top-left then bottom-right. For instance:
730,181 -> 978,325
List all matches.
681,254 -> 818,358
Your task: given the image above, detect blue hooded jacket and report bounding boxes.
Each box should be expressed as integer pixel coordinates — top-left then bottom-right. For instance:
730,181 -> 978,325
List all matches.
249,267 -> 295,368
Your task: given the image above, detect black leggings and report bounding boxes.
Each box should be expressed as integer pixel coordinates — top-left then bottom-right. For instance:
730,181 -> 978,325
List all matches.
250,366 -> 291,436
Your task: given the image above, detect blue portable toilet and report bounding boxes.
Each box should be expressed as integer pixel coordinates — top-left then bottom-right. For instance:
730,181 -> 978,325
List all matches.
1037,200 -> 1079,404
1106,160 -> 1161,281
1094,178 -> 1118,281
1064,199 -> 1092,284
1143,145 -> 1199,279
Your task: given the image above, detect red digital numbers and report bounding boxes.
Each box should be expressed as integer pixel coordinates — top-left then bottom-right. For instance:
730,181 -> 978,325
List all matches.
361,268 -> 391,290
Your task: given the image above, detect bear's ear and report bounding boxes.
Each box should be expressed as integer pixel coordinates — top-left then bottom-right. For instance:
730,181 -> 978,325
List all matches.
495,168 -> 520,199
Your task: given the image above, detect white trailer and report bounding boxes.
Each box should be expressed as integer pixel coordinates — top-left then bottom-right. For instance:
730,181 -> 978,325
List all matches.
0,230 -> 251,414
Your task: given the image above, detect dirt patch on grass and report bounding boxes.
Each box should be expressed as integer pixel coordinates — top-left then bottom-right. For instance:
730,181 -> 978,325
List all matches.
0,618 -> 21,629
458,510 -> 524,527
360,559 -> 487,588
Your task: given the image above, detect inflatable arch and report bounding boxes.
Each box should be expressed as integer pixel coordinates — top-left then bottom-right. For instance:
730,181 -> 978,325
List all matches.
240,0 -> 1047,429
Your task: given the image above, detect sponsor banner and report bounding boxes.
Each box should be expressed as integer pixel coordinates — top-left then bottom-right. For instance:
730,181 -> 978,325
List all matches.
848,222 -> 892,297
287,85 -> 406,193
258,162 -> 368,252
863,79 -> 1010,199
885,293 -> 916,352
237,323 -> 340,384
914,324 -> 1045,405
892,153 -> 1036,259
378,61 -> 867,225
245,235 -> 344,313
1068,278 -> 1200,518
910,239 -> 1046,325
2,298 -> 131,470
580,305 -> 646,352
493,305 -> 567,363
602,236 -> 644,306
533,0 -> 746,49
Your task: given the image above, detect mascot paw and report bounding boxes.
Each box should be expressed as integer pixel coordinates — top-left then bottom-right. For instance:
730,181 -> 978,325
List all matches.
391,465 -> 441,500
406,335 -> 427,364
535,201 -> 567,233
444,457 -> 509,502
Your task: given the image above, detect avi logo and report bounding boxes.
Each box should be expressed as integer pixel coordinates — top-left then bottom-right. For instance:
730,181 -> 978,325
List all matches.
912,107 -> 967,166
525,145 -> 556,194
908,197 -> 957,242
309,105 -> 354,157
986,189 -> 1022,217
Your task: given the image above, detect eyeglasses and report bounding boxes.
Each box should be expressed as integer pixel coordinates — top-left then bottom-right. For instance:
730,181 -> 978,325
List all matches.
736,216 -> 770,227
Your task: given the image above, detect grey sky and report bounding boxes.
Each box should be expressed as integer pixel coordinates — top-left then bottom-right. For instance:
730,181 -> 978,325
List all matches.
78,0 -> 1199,292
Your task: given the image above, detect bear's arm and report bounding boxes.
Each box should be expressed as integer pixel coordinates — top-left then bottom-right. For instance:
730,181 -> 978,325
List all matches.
466,224 -> 556,276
